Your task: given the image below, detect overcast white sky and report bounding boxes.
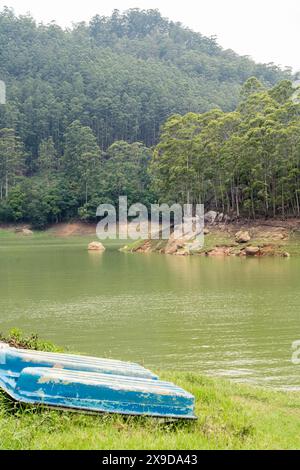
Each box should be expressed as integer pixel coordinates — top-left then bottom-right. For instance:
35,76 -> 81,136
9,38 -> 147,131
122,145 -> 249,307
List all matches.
0,0 -> 299,72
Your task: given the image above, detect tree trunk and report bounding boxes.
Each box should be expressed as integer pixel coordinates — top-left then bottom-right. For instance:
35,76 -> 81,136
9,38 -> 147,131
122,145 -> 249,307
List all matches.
5,172 -> 8,199
295,189 -> 300,217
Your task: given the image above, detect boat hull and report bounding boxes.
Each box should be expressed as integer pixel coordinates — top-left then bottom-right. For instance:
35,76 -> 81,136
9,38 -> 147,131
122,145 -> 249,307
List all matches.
0,344 -> 157,379
0,344 -> 196,419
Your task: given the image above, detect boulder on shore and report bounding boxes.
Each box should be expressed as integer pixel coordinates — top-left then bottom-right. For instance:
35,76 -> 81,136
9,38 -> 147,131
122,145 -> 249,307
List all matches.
88,241 -> 106,252
164,239 -> 184,255
235,230 -> 251,243
204,211 -> 218,225
245,246 -> 260,256
207,246 -> 231,256
22,228 -> 33,236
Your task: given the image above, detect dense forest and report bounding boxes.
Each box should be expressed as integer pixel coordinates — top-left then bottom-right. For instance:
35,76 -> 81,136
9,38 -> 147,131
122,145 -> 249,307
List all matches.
152,78 -> 300,218
0,8 -> 297,227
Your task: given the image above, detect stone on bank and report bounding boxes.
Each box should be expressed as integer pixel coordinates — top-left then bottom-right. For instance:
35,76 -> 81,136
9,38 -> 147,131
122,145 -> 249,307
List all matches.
88,241 -> 106,252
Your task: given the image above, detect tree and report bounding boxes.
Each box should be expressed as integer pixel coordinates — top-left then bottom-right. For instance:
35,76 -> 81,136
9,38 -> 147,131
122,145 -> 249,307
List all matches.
38,137 -> 58,176
151,113 -> 206,205
0,7 -> 293,225
240,77 -> 265,101
0,128 -> 24,199
152,79 -> 300,219
105,141 -> 153,206
63,121 -> 102,206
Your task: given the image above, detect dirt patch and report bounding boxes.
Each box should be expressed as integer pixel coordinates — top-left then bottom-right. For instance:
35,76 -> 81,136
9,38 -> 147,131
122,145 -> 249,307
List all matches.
49,222 -> 96,237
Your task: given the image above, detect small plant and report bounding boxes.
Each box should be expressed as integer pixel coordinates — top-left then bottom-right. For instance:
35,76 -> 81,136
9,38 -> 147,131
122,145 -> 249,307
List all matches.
0,328 -> 63,352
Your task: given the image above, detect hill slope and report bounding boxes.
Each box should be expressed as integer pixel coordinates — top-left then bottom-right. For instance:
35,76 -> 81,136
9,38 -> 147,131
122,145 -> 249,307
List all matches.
0,7 -> 290,158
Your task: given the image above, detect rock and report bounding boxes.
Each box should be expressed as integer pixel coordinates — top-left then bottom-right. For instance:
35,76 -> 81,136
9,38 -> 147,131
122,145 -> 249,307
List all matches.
223,214 -> 231,224
136,241 -> 152,253
257,229 -> 287,241
217,213 -> 224,223
204,211 -> 218,225
174,249 -> 189,256
207,246 -> 231,256
204,228 -> 210,235
188,239 -> 204,252
245,246 -> 260,256
22,228 -> 33,236
165,239 -> 184,255
235,230 -> 251,243
88,241 -> 105,252
259,244 -> 276,256
282,251 -> 290,258
180,217 -> 204,241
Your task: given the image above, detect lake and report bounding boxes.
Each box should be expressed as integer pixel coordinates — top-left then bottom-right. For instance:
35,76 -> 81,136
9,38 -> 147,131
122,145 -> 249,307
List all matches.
1,237 -> 300,390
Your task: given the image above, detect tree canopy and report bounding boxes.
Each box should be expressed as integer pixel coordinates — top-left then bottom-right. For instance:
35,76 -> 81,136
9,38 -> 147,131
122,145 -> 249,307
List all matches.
151,78 -> 300,218
0,8 -> 296,226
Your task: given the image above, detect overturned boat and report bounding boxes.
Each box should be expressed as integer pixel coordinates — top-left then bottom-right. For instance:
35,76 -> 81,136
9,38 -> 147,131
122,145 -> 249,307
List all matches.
0,343 -> 195,419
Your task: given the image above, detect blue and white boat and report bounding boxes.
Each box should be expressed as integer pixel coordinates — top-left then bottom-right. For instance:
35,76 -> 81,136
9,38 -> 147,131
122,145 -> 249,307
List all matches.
0,343 -> 196,419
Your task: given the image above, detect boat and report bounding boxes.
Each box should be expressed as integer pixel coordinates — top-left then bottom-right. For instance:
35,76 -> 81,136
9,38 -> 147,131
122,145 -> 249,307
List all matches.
0,343 -> 196,419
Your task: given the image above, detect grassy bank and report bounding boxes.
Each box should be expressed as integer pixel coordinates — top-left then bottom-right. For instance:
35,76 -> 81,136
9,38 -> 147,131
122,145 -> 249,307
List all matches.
1,331 -> 300,450
1,370 -> 300,450
0,227 -> 93,246
0,227 -> 127,250
123,224 -> 300,257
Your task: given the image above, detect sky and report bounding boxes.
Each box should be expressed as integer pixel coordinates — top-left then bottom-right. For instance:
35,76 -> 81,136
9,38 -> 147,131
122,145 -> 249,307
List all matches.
0,0 -> 299,72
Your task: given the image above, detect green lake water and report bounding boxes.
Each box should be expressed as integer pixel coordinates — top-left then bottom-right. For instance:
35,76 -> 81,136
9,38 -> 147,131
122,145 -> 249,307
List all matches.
1,237 -> 300,390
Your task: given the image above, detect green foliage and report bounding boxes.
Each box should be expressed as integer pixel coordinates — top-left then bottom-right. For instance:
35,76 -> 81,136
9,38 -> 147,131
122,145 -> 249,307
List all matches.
152,79 -> 300,218
0,8 -> 293,225
0,8 -> 288,157
0,128 -> 25,200
38,137 -> 58,175
63,120 -> 102,207
104,141 -> 153,207
0,328 -> 62,352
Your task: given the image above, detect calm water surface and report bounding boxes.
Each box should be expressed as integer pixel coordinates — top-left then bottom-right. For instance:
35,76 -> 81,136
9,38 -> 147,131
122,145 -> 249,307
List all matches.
1,238 -> 300,390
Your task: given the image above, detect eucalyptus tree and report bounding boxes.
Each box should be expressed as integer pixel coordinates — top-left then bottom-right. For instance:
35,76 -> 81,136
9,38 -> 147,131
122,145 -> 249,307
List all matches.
63,121 -> 102,205
152,79 -> 300,219
38,137 -> 58,177
0,128 -> 24,199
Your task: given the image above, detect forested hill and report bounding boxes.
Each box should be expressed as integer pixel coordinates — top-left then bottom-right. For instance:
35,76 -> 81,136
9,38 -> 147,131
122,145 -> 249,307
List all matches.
0,8 -> 295,228
0,7 -> 290,157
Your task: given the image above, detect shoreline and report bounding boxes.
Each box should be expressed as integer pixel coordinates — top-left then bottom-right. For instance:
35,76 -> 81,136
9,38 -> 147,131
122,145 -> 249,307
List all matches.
1,219 -> 300,257
122,219 -> 300,257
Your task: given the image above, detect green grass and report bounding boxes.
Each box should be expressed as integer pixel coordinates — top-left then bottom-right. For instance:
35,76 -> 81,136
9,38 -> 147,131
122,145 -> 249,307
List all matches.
283,231 -> 300,256
120,238 -> 146,252
0,228 -> 127,251
0,328 -> 63,352
1,331 -> 300,450
197,231 -> 294,257
0,228 -> 90,245
1,371 -> 300,450
197,231 -> 234,254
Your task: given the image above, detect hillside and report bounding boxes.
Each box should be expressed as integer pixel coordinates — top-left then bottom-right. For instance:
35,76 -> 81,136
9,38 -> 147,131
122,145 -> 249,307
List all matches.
0,8 -> 294,228
0,7 -> 290,157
